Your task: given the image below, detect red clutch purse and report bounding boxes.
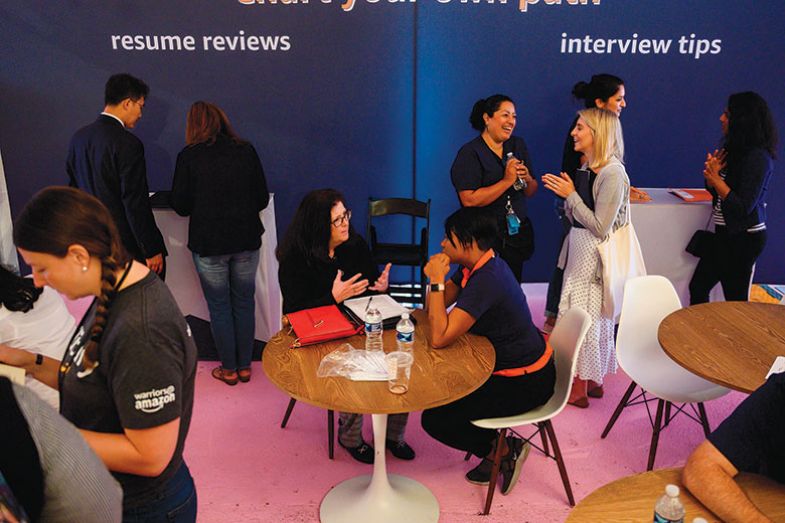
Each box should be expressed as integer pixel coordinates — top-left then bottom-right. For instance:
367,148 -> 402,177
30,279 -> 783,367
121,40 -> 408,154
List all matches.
286,305 -> 363,348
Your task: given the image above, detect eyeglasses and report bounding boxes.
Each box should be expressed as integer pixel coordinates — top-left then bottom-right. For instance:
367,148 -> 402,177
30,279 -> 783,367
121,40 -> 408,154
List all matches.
331,210 -> 352,228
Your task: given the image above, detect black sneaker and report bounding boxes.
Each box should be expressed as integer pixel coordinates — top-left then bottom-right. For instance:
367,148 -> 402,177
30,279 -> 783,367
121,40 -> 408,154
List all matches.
386,439 -> 416,460
339,440 -> 374,464
465,458 -> 494,485
500,437 -> 530,496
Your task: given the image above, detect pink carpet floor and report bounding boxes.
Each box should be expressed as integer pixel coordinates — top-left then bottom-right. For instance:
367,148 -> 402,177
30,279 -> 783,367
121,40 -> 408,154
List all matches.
181,284 -> 747,522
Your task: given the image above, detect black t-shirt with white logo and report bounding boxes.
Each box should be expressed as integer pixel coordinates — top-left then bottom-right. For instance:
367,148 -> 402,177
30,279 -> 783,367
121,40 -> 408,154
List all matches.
60,271 -> 197,509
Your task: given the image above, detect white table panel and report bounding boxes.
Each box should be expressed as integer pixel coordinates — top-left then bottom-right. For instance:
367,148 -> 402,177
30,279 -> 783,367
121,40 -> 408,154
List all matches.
630,188 -> 722,305
153,194 -> 282,342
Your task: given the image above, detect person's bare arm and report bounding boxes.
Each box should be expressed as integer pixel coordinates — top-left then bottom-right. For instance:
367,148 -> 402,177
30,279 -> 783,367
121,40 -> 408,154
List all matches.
81,418 -> 180,477
682,441 -> 773,523
0,344 -> 59,389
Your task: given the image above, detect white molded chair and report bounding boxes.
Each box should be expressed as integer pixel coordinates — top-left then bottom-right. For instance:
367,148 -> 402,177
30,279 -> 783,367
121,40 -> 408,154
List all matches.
601,275 -> 730,470
469,307 -> 591,515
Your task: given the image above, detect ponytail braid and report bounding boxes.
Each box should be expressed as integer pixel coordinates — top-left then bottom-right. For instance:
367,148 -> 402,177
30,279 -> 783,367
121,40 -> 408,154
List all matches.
83,255 -> 123,368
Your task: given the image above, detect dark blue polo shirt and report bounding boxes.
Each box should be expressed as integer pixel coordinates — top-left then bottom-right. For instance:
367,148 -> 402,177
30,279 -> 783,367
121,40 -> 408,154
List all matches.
450,135 -> 532,222
450,255 -> 545,371
708,372 -> 785,484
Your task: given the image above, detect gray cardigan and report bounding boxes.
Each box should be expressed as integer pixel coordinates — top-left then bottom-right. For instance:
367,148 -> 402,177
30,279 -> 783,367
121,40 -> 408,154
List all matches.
565,157 -> 630,238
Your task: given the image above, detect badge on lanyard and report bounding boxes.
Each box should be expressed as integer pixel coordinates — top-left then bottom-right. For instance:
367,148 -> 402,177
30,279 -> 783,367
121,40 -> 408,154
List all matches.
505,196 -> 520,236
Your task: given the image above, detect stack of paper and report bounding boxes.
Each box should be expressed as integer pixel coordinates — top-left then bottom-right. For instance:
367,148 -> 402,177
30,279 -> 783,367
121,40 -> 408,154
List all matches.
343,294 -> 409,322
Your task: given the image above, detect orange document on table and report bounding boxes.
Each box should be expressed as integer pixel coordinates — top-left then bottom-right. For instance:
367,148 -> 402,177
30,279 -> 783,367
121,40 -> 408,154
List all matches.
668,188 -> 713,202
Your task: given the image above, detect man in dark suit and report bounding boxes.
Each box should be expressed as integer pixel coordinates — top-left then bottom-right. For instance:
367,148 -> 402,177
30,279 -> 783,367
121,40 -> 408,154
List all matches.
66,73 -> 166,276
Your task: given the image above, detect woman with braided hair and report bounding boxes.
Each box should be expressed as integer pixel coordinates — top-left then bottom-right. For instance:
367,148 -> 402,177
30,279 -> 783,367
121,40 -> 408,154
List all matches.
0,186 -> 198,522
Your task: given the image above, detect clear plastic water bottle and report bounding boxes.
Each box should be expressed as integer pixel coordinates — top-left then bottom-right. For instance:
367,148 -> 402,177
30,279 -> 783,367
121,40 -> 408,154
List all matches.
505,152 -> 527,191
653,484 -> 685,523
364,307 -> 383,352
395,312 -> 415,353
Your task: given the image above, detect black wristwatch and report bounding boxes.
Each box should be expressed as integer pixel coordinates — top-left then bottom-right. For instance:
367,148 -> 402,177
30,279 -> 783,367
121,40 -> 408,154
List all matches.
429,283 -> 445,292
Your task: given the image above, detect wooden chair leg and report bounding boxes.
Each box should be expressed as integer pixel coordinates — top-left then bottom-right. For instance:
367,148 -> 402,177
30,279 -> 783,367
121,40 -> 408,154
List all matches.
539,423 -> 550,456
664,401 -> 672,427
544,420 -> 575,506
327,410 -> 335,460
697,402 -> 711,437
280,397 -> 297,428
647,399 -> 665,471
482,429 -> 507,516
601,381 -> 637,438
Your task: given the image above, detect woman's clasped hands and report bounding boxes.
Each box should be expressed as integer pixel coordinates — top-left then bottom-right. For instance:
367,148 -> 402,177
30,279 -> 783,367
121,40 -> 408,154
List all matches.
541,172 -> 576,199
704,148 -> 727,188
424,253 -> 450,282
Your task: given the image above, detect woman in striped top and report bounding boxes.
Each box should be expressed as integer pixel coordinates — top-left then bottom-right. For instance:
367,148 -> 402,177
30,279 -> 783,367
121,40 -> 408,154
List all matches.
689,92 -> 778,304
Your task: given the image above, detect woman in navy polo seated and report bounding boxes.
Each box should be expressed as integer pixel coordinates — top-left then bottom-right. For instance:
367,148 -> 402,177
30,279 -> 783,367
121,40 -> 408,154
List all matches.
689,91 -> 778,304
276,188 -> 414,464
421,207 -> 555,495
450,94 -> 538,282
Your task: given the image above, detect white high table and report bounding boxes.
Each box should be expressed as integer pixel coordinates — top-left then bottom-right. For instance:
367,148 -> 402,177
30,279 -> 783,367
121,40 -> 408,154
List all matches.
152,194 -> 282,341
630,188 -> 723,305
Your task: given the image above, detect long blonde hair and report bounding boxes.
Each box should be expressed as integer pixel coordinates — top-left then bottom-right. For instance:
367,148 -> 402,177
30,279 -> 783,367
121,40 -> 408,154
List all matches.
578,107 -> 624,170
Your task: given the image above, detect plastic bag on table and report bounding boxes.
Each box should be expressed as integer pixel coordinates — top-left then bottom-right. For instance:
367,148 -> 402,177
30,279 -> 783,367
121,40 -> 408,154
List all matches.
316,343 -> 389,381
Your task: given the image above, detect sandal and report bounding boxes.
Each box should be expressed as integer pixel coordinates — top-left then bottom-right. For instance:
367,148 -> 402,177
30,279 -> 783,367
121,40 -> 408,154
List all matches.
212,366 -> 238,386
238,368 -> 252,383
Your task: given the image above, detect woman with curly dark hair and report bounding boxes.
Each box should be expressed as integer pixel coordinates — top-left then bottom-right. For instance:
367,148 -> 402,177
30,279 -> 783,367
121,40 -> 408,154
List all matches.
689,92 -> 778,304
276,189 -> 415,465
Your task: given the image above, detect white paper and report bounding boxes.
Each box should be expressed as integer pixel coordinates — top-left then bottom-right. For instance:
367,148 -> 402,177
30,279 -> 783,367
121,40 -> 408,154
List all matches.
765,356 -> 785,379
0,363 -> 25,385
344,294 -> 408,322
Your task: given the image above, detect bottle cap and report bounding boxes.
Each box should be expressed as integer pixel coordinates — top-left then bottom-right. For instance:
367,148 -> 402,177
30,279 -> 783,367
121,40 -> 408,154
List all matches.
665,484 -> 679,497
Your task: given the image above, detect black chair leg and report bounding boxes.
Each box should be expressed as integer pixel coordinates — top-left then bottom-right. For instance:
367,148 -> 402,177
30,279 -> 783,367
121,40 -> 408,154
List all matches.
647,399 -> 665,471
482,428 -> 507,516
328,410 -> 335,459
664,401 -> 672,427
281,397 -> 297,428
601,381 -> 637,438
539,422 -> 550,456
697,402 -> 711,437
545,420 -> 575,506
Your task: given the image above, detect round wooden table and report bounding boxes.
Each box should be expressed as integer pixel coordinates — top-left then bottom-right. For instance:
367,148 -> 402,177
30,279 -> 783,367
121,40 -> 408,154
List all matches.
658,302 -> 785,393
263,309 -> 495,522
566,467 -> 785,522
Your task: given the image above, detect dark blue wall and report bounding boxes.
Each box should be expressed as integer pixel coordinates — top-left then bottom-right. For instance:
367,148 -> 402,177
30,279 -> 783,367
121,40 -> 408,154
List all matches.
1,1 -> 783,281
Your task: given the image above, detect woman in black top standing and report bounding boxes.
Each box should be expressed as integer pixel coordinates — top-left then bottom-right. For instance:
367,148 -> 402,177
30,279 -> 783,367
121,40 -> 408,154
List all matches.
689,92 -> 777,304
277,189 -> 415,464
543,74 -> 630,335
171,101 -> 269,385
450,94 -> 538,282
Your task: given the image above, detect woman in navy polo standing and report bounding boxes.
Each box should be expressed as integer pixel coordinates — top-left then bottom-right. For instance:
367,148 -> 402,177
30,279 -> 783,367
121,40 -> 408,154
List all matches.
450,94 -> 538,282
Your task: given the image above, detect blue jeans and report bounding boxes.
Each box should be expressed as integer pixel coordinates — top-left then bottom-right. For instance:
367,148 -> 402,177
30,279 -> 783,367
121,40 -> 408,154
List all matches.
123,462 -> 197,522
193,249 -> 259,371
